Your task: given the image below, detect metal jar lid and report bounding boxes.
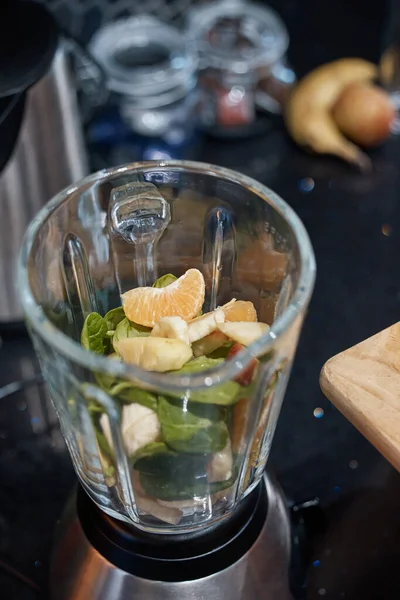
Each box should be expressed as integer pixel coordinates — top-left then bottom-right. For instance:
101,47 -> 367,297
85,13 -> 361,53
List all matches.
89,16 -> 198,109
187,0 -> 289,75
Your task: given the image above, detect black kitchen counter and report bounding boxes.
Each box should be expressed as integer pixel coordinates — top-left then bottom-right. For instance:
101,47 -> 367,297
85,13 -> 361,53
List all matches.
2,124 -> 400,599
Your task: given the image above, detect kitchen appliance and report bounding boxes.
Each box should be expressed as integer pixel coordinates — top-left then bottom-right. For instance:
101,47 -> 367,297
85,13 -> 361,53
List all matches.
0,1 -> 88,324
18,161 -> 315,599
51,473 -> 291,600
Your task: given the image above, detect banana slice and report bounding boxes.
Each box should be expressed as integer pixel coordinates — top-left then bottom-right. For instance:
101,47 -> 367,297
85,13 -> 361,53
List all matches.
136,492 -> 183,525
151,316 -> 190,345
100,403 -> 160,456
114,337 -> 192,372
188,309 -> 225,343
217,322 -> 269,346
207,439 -> 233,483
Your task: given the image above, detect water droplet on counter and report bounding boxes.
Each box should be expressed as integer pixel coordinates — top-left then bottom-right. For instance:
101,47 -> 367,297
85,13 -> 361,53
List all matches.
349,459 -> 358,469
298,177 -> 315,193
34,560 -> 42,568
16,401 -> 27,411
250,158 -> 268,173
313,559 -> 321,567
381,224 -> 392,236
318,589 -> 327,596
313,407 -> 324,419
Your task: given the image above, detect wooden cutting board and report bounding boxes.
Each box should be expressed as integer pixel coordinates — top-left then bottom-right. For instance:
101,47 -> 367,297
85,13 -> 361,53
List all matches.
320,322 -> 400,472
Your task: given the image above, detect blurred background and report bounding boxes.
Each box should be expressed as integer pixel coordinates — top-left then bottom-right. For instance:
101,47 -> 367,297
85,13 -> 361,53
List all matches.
26,0 -> 400,170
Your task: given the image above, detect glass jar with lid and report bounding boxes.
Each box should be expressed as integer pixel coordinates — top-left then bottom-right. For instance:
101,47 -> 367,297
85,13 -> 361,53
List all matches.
187,0 -> 295,137
88,16 -> 200,161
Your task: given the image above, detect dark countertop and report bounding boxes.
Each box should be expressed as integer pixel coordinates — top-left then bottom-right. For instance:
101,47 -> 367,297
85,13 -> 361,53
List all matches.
206,130 -> 400,599
2,124 -> 400,599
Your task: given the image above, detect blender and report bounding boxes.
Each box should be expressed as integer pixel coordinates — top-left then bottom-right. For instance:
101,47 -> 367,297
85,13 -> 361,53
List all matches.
17,161 -> 315,599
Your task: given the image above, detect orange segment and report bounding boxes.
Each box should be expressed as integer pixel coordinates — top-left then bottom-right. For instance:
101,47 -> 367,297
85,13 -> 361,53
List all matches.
222,300 -> 257,322
122,269 -> 205,327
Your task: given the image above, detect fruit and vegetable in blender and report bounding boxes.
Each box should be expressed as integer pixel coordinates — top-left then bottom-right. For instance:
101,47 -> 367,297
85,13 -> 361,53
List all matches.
80,268 -> 270,524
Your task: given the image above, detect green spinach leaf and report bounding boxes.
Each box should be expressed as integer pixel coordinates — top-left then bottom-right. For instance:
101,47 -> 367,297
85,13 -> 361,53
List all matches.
207,343 -> 234,359
94,427 -> 116,486
133,442 -> 208,476
133,442 -> 238,501
177,356 -> 224,372
104,307 -> 126,333
96,429 -> 114,459
81,312 -> 109,355
94,370 -> 119,391
132,442 -> 207,476
167,357 -> 242,406
132,442 -> 170,466
92,372 -> 158,412
158,396 -> 228,453
113,317 -> 151,350
140,468 -> 237,501
110,383 -> 158,412
152,273 -> 177,288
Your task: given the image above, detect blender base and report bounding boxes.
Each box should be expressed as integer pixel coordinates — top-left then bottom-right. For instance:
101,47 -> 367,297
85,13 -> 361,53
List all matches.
50,473 -> 292,600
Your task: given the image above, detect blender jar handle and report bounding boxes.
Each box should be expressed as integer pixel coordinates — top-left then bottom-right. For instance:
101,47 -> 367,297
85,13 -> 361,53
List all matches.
108,182 -> 171,292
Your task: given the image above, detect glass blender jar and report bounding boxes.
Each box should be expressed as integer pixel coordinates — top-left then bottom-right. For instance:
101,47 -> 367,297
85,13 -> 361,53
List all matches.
18,161 -> 315,598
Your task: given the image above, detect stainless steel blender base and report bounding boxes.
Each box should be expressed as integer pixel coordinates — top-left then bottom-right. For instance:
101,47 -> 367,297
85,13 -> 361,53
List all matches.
50,473 -> 292,600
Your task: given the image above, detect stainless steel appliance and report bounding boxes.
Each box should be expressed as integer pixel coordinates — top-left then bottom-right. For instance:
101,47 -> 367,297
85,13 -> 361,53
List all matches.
51,473 -> 292,600
0,1 -> 88,323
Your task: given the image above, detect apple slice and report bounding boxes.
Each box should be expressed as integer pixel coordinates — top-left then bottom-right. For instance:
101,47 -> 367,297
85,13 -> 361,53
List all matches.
231,396 -> 250,453
114,337 -> 192,372
217,321 -> 269,347
192,330 -> 229,357
227,342 -> 258,386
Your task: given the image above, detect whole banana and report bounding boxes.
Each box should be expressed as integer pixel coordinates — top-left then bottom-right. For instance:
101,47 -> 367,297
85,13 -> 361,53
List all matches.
285,58 -> 378,169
